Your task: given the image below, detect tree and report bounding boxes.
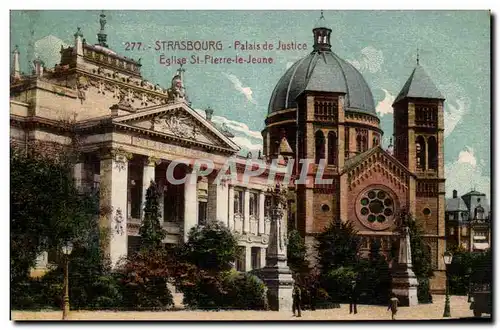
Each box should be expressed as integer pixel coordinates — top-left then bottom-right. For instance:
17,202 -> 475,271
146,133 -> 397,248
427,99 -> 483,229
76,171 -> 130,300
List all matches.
174,222 -> 240,309
407,215 -> 434,303
361,238 -> 391,304
316,220 -> 361,271
287,229 -> 309,274
117,248 -> 174,310
138,180 -> 166,251
177,221 -> 238,272
10,142 -> 98,284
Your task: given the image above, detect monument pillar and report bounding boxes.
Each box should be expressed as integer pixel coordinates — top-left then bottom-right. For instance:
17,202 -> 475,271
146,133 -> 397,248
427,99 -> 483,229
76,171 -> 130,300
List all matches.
391,216 -> 419,306
259,184 -> 294,311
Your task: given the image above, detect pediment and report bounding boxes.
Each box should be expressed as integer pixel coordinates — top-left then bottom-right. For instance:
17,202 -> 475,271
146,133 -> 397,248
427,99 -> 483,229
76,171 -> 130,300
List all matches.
343,146 -> 415,191
113,103 -> 240,152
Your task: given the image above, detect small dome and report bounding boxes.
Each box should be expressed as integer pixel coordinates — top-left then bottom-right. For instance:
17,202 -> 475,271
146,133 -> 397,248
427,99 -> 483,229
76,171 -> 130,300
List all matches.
268,51 -> 376,115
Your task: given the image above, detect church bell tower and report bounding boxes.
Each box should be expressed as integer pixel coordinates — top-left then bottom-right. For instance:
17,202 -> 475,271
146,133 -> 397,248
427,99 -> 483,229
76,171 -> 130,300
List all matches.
392,58 -> 447,293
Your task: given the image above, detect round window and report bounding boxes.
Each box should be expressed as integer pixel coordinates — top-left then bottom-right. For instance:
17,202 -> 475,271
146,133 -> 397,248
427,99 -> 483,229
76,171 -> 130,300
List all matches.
356,187 -> 396,230
321,204 -> 330,212
423,208 -> 431,216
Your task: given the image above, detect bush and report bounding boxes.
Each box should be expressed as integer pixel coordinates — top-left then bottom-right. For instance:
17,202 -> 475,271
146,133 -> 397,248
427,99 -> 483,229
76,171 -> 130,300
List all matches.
321,266 -> 358,303
177,221 -> 238,272
116,249 -> 174,310
180,270 -> 226,310
223,271 -> 266,310
181,270 -> 266,310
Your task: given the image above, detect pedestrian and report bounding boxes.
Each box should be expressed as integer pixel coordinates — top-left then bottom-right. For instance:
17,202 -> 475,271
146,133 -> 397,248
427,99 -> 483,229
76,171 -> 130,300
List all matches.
349,280 -> 358,314
388,293 -> 399,320
292,283 -> 302,317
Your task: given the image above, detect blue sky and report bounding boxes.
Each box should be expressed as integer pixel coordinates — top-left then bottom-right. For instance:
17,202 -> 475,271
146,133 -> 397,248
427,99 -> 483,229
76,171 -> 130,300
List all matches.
10,10 -> 491,200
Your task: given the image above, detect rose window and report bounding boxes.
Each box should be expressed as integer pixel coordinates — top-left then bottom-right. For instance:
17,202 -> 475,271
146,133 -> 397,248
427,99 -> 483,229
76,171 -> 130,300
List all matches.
356,187 -> 397,230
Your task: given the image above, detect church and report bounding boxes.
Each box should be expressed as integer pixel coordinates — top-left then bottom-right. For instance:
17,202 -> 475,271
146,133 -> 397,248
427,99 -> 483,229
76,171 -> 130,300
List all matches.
10,12 -> 446,292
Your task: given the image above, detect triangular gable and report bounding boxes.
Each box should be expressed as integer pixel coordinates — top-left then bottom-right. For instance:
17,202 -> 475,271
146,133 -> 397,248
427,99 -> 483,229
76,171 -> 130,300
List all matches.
113,102 -> 240,152
342,145 -> 416,182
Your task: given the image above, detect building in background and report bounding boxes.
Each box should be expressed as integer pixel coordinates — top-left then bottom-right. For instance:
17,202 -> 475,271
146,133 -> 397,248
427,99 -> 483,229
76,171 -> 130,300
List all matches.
445,189 -> 491,252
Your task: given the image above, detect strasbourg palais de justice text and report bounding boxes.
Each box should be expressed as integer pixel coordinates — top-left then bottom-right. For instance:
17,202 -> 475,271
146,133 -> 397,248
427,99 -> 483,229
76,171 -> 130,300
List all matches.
123,40 -> 308,66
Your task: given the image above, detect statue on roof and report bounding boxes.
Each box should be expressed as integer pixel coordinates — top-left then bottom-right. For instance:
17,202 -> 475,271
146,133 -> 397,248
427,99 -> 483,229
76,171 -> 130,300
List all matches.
167,68 -> 187,104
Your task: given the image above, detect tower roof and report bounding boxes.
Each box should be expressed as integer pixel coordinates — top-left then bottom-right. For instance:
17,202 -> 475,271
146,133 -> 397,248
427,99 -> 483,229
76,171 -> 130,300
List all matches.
393,64 -> 444,105
278,136 -> 293,155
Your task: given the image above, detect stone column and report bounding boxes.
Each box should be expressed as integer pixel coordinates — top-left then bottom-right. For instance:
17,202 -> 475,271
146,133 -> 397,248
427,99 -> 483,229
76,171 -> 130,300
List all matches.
259,185 -> 294,311
141,156 -> 157,220
73,161 -> 88,192
258,192 -> 265,235
243,189 -> 250,233
228,185 -> 235,231
245,246 -> 252,272
99,149 -> 130,268
260,247 -> 267,268
207,178 -> 229,226
184,170 -> 198,242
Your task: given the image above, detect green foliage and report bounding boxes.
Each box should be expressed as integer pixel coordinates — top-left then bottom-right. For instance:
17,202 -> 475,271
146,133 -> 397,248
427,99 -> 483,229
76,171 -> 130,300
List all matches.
316,220 -> 361,271
116,249 -> 174,310
181,270 -> 266,310
223,272 -> 266,310
448,249 -> 492,295
174,222 -> 266,310
138,181 -> 166,251
177,221 -> 238,272
287,229 -> 309,274
10,144 -> 99,285
355,239 -> 392,305
321,267 -> 358,303
407,215 -> 434,303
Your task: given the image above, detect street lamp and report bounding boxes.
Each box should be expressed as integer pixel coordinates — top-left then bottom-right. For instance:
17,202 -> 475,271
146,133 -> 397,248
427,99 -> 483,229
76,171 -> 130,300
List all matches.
443,251 -> 453,318
61,241 -> 73,320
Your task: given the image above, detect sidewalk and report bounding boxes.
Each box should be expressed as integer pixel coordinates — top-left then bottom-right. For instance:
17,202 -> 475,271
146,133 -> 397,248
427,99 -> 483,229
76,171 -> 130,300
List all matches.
12,295 -> 482,321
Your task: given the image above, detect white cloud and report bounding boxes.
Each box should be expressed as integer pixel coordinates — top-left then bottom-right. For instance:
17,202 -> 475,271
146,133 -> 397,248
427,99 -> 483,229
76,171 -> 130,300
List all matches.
457,146 -> 477,167
231,136 -> 263,152
375,88 -> 395,117
347,46 -> 384,73
445,146 -> 490,200
222,73 -> 257,104
444,98 -> 467,138
34,35 -> 68,68
194,109 -> 263,156
438,83 -> 470,138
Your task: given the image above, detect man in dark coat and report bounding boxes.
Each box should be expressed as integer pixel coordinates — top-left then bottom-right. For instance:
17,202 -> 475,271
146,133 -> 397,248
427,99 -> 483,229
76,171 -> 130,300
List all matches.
349,280 -> 358,314
292,283 -> 302,317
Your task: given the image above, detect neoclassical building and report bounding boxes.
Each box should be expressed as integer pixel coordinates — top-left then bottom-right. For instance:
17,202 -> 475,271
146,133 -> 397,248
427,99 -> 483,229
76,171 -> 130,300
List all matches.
11,13 -> 289,274
11,12 -> 447,292
262,14 -> 447,292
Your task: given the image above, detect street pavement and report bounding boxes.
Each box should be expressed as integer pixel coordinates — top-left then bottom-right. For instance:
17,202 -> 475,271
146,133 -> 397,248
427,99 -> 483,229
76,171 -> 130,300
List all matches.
12,295 -> 489,321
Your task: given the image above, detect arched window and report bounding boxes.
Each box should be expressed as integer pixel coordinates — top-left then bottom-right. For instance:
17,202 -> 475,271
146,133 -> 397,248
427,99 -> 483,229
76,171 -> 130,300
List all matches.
356,134 -> 362,153
428,136 -> 438,170
315,130 -> 325,164
416,136 -> 426,170
328,131 -> 337,165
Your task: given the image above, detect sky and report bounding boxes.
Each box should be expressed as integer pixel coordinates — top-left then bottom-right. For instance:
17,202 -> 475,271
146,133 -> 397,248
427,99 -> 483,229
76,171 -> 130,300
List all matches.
9,10 -> 491,201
